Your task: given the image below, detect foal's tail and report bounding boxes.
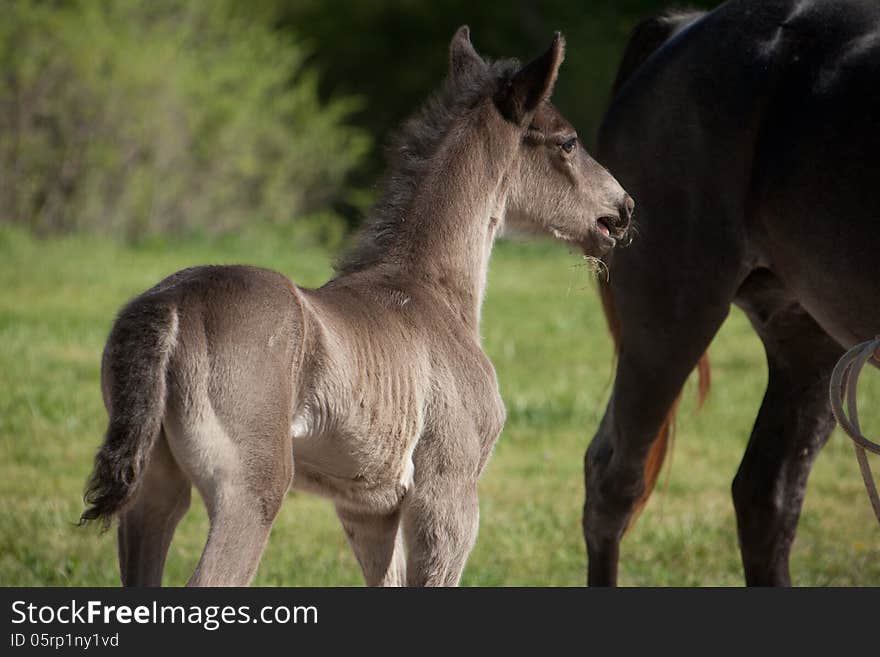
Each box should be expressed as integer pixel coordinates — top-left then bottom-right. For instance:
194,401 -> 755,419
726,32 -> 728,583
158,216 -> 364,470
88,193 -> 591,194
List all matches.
598,280 -> 711,530
79,300 -> 179,530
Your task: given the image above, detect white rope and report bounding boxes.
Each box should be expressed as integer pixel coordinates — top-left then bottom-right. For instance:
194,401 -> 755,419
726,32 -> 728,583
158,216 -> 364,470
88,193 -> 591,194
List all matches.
829,337 -> 880,524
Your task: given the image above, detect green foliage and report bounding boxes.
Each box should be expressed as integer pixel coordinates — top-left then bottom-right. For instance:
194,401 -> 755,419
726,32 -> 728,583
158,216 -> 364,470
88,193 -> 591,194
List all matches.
1,228 -> 879,585
0,0 -> 721,237
0,0 -> 369,239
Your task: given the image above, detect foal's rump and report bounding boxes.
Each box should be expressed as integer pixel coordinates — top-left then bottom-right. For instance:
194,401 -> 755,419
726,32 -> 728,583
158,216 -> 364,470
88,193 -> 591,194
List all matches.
81,265 -> 307,528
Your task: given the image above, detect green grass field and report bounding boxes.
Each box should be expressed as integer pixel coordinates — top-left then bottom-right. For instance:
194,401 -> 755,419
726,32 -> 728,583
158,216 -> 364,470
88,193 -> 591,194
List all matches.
1,225 -> 878,586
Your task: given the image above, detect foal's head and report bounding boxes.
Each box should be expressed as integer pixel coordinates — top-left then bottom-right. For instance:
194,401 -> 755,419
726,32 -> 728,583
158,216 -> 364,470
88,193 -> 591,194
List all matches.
451,27 -> 633,254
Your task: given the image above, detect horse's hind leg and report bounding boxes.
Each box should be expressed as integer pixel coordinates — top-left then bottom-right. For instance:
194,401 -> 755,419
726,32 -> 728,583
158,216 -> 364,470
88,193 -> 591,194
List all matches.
163,409 -> 294,587
584,266 -> 738,585
734,296 -> 842,586
118,430 -> 191,586
187,488 -> 284,587
336,505 -> 406,586
186,441 -> 293,587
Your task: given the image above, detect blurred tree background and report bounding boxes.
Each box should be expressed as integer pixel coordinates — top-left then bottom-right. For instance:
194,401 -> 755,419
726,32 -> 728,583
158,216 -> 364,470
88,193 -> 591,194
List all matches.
0,0 -> 717,240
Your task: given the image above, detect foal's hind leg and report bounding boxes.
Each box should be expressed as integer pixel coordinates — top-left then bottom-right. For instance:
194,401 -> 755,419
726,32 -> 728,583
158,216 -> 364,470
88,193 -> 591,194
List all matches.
187,445 -> 293,587
118,430 -> 191,586
734,299 -> 842,586
164,413 -> 294,587
336,505 -> 406,586
187,484 -> 287,587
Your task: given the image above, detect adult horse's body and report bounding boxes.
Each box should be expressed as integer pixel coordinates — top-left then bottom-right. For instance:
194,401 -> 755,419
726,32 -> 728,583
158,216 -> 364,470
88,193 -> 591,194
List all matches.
81,28 -> 632,587
586,0 -> 880,585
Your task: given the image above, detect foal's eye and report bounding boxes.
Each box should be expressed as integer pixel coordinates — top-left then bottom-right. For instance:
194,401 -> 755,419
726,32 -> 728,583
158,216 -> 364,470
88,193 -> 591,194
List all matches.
561,138 -> 577,154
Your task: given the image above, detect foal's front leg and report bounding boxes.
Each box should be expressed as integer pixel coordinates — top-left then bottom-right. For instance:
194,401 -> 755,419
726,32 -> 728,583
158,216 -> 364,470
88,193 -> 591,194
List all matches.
336,505 -> 406,586
402,439 -> 481,586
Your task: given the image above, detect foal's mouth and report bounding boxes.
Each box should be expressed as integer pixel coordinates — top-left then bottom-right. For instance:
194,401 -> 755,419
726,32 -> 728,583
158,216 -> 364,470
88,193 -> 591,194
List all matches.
594,215 -> 632,248
548,218 -> 628,255
596,216 -> 614,238
550,225 -> 596,252
597,215 -> 631,240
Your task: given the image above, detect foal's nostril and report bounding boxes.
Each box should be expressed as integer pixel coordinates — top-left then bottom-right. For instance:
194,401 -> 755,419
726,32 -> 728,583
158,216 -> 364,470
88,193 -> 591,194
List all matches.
620,195 -> 635,223
598,195 -> 635,242
606,195 -> 635,238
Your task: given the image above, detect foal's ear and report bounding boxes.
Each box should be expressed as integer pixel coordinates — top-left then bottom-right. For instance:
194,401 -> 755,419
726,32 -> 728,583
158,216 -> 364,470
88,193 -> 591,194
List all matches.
449,25 -> 485,84
496,32 -> 566,124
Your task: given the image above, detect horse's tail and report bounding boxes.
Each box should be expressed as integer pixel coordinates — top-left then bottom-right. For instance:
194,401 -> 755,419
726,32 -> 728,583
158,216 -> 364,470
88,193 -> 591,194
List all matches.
79,300 -> 179,530
598,280 -> 711,530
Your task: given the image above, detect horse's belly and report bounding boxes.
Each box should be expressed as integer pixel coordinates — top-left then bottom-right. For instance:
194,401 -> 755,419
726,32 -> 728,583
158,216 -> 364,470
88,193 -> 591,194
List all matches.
289,406 -> 418,512
767,246 -> 880,348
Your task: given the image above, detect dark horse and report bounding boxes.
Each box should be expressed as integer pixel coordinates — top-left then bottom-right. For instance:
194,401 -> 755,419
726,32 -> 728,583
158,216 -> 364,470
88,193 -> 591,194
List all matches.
586,0 -> 880,586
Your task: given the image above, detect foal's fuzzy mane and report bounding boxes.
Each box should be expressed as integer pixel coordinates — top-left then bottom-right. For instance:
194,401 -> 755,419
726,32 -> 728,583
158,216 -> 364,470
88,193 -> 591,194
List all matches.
334,57 -> 521,276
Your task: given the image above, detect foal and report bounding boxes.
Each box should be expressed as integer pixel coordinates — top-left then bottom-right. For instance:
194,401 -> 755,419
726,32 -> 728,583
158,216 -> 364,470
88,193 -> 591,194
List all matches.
81,27 -> 632,586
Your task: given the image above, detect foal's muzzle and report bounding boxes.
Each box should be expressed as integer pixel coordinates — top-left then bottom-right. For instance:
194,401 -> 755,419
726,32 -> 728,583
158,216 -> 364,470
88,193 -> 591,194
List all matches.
597,194 -> 635,245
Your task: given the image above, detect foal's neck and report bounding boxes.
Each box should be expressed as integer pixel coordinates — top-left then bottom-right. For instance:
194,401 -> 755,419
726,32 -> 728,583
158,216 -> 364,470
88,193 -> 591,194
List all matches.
388,119 -> 514,333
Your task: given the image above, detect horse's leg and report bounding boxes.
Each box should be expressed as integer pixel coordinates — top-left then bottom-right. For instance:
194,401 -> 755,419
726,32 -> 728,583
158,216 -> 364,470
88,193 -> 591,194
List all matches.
117,430 -> 191,586
402,440 -> 480,586
336,505 -> 406,586
584,264 -> 739,586
403,483 -> 478,587
584,335 -> 722,584
164,412 -> 293,587
187,443 -> 292,587
187,484 -> 285,587
734,296 -> 842,586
